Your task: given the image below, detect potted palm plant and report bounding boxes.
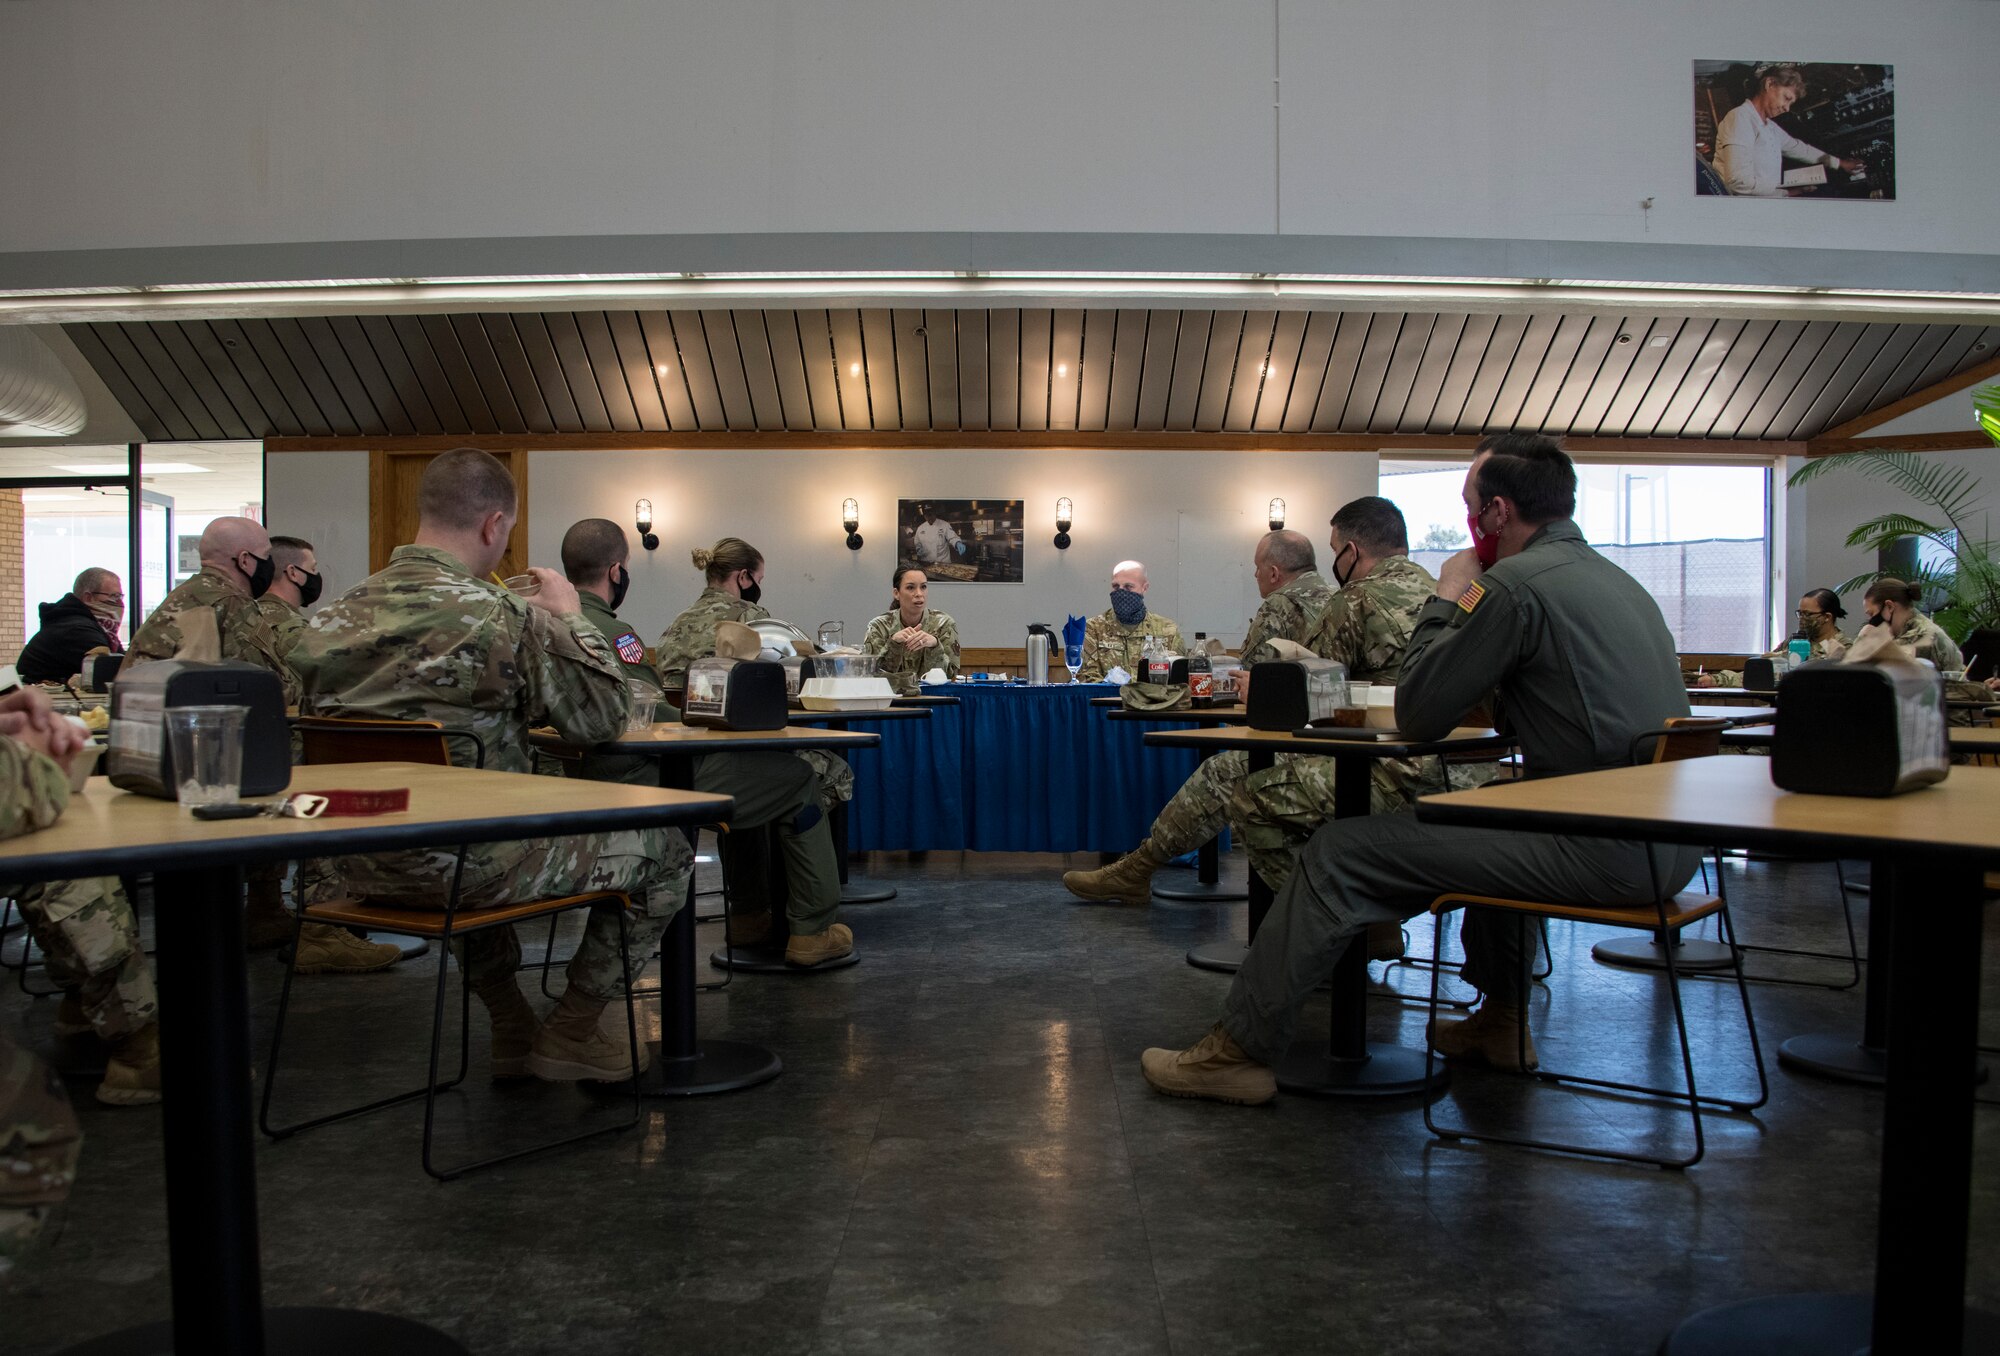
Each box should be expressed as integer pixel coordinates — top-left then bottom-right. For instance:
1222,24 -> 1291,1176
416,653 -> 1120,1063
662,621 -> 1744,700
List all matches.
1787,383 -> 2000,643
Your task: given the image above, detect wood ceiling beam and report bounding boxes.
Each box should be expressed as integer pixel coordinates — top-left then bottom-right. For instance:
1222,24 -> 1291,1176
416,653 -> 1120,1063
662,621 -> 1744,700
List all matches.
263,430 -> 1805,457
1804,428 -> 1993,457
1813,349 -> 2000,441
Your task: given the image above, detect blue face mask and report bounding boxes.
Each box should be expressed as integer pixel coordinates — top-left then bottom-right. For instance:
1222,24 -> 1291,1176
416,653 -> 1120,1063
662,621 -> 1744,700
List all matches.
1110,590 -> 1148,625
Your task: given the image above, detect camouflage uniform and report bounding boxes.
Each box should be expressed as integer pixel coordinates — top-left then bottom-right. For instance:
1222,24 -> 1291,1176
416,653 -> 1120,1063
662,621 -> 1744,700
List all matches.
1710,632 -> 1849,688
1142,567 -> 1358,865
1894,611 -> 1963,672
0,740 -> 84,1263
1076,609 -> 1186,682
253,593 -> 306,660
293,545 -> 691,1001
656,587 -> 853,809
575,590 -> 842,936
860,608 -> 961,694
124,565 -> 301,708
10,877 -> 156,1042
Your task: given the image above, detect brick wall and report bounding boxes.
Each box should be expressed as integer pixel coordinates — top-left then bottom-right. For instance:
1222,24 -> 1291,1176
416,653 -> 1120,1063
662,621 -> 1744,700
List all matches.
0,490 -> 22,663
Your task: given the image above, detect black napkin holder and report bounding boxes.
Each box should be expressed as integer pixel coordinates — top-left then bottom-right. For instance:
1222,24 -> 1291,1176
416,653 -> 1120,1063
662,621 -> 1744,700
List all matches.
1743,657 -> 1777,692
1771,661 -> 1949,797
681,657 -> 789,731
107,659 -> 292,799
1246,659 -> 1348,731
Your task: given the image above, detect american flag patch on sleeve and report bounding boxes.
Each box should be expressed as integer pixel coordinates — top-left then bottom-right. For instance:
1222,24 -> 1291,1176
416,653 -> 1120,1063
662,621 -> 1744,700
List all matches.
614,631 -> 648,664
1456,581 -> 1486,614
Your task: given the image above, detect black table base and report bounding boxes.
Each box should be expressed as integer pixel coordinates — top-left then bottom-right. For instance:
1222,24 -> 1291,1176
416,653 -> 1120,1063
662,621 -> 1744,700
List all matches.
58,1306 -> 470,1356
1592,936 -> 1737,972
1275,1042 -> 1447,1097
1152,833 -> 1247,902
1776,1033 -> 1887,1085
634,1038 -> 782,1098
839,882 -> 897,904
1186,941 -> 1248,973
709,944 -> 861,974
1660,1292 -> 2000,1354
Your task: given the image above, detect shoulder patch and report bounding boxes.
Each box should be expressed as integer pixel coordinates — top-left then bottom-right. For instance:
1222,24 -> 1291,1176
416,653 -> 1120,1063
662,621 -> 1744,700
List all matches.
614,631 -> 648,664
1456,580 -> 1486,614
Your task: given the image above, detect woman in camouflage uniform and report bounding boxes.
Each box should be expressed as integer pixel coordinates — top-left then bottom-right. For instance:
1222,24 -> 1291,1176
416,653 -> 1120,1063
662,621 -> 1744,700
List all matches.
654,538 -> 771,702
860,568 -> 960,694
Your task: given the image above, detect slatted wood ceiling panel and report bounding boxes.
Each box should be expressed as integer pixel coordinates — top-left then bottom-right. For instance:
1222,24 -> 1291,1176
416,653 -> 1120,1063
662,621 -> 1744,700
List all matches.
64,312 -> 1999,444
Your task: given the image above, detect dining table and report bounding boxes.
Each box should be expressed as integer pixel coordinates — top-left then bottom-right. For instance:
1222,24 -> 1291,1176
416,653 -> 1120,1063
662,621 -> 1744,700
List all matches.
1102,702 -> 1250,902
786,704 -> 933,904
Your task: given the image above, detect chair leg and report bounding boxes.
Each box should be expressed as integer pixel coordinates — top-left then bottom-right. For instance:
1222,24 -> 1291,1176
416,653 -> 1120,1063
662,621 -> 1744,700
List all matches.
1716,856 -> 1864,991
1421,910 -> 1456,1143
3,896 -> 63,999
539,911 -> 564,1000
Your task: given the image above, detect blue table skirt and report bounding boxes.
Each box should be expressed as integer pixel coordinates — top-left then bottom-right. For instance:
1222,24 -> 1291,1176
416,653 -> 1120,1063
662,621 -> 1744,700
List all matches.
840,682 -> 1205,853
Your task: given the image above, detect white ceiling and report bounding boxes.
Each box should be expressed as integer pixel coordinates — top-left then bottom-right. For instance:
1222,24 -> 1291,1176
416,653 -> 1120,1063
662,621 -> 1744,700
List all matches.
0,441 -> 263,519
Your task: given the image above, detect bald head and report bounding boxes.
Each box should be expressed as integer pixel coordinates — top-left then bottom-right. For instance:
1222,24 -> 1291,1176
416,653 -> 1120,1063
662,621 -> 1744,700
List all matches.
1110,560 -> 1149,595
200,517 -> 269,564
1252,530 -> 1316,600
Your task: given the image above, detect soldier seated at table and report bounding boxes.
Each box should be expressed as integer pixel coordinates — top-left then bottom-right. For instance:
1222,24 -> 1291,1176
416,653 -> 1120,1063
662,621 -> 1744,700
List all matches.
656,535 -> 854,818
1,687 -> 95,1262
294,450 -> 692,1083
560,519 -> 850,968
1064,512 -> 1452,960
1139,436 -> 1703,1105
1074,560 -> 1185,682
860,567 -> 960,694
1694,588 -> 1850,688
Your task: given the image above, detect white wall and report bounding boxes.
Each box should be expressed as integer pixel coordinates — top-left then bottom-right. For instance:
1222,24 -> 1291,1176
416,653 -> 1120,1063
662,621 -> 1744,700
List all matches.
261,447 -> 1377,648
4,0 -> 1996,267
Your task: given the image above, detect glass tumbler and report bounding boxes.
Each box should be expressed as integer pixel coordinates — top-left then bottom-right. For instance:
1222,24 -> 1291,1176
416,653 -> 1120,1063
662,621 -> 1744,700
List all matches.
166,705 -> 248,809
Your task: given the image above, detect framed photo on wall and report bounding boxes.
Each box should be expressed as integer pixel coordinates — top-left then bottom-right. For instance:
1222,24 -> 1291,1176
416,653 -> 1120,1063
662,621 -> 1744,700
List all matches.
1694,60 -> 1893,199
896,499 -> 1024,583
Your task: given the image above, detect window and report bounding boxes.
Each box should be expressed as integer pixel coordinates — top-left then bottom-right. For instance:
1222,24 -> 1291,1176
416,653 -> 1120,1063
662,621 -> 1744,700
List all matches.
1381,458 -> 1774,653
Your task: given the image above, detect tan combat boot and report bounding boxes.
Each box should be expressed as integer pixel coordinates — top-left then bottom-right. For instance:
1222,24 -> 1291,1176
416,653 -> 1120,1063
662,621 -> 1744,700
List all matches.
475,976 -> 541,1081
785,923 -> 853,968
97,1024 -> 163,1106
1062,840 -> 1166,905
526,989 -> 651,1082
1140,1024 -> 1276,1105
290,922 -> 402,975
243,877 -> 295,951
1429,1002 -> 1538,1072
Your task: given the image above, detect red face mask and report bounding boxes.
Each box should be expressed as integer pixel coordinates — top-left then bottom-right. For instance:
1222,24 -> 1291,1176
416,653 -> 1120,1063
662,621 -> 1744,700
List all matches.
1467,501 -> 1501,569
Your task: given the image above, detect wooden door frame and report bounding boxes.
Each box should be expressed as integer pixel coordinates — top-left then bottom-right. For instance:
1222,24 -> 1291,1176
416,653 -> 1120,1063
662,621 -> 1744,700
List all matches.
368,448 -> 530,574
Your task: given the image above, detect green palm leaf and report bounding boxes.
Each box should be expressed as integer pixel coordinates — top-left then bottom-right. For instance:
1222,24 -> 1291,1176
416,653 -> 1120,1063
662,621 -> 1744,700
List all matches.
1974,384 -> 2000,446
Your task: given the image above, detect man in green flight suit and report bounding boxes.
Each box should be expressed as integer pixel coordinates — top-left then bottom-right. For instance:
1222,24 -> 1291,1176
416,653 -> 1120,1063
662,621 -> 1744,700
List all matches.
1140,435 -> 1704,1105
560,519 -> 850,967
296,452 -> 693,1082
1075,560 -> 1187,682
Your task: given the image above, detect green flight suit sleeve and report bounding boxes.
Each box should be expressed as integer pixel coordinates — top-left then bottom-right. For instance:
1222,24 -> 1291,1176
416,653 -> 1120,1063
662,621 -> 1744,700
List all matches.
1396,584 -> 1525,742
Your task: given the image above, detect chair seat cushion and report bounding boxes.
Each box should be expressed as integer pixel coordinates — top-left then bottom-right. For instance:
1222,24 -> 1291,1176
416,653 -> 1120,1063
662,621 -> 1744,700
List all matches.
304,891 -> 632,936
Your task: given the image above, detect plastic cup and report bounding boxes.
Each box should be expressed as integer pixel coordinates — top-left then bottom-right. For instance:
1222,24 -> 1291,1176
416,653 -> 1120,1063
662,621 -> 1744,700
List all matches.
165,705 -> 247,809
626,679 -> 658,732
502,573 -> 542,597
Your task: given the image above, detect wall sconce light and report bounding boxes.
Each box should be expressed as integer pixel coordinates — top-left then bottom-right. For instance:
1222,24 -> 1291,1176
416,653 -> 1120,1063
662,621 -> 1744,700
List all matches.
1054,497 -> 1074,550
1268,497 -> 1286,531
842,497 -> 863,551
634,498 -> 659,551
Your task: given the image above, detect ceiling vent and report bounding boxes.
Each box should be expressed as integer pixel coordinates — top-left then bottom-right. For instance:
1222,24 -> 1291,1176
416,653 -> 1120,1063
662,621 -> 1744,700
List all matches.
0,328 -> 88,436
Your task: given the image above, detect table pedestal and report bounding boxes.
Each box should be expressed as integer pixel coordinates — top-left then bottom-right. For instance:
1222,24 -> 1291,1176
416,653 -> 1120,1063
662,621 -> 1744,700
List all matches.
1591,935 -> 1737,972
57,865 -> 462,1356
832,800 -> 896,902
1153,750 -> 1247,903
640,902 -> 782,1097
1662,1293 -> 2000,1354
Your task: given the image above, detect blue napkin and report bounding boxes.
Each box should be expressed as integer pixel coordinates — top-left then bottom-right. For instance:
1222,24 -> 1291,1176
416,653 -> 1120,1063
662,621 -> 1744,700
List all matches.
1062,614 -> 1087,668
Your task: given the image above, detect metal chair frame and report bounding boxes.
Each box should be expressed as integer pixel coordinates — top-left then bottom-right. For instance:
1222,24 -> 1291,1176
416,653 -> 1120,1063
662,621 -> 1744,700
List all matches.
1421,719 -> 1769,1170
260,718 -> 642,1181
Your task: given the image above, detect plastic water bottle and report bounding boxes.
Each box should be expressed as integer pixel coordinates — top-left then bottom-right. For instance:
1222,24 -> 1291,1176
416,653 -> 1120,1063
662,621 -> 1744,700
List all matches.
1188,634 -> 1213,707
1787,639 -> 1811,666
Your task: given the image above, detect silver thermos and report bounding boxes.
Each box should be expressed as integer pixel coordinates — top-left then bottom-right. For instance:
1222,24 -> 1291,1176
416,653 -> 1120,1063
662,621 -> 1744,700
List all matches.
1025,628 -> 1051,685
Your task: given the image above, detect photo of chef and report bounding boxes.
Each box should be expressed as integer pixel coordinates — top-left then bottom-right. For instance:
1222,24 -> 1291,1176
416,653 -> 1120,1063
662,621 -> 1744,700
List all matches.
896,499 -> 1025,583
1694,60 -> 1893,199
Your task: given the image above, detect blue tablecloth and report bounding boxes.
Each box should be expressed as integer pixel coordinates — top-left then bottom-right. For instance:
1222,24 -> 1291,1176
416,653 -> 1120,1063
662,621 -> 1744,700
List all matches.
841,682 -> 1204,853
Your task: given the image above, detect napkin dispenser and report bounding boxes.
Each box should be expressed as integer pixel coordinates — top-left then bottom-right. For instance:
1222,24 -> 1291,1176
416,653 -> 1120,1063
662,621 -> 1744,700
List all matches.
1743,657 -> 1777,692
681,656 -> 788,731
85,652 -> 124,692
1771,661 -> 1949,797
1247,659 -> 1349,731
106,659 -> 292,799
780,655 -> 819,699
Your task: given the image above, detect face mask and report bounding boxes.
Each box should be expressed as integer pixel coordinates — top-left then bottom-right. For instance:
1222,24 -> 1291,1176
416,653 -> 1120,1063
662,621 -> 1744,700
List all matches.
609,565 -> 629,612
1467,504 -> 1501,569
87,598 -> 122,627
1332,543 -> 1358,588
296,570 -> 323,609
1110,590 -> 1148,625
243,552 -> 275,599
738,575 -> 762,606
1866,610 -> 1886,630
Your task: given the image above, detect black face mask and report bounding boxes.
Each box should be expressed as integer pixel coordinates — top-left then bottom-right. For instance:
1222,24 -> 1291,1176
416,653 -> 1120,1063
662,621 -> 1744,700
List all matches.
739,575 -> 762,606
1332,543 -> 1358,588
296,570 -> 323,608
243,552 -> 275,599
1866,611 -> 1887,630
609,565 -> 630,613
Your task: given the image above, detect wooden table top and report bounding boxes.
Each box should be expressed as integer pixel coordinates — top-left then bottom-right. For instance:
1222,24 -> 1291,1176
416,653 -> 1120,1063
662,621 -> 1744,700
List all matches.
0,762 -> 734,885
1105,706 -> 1250,725
1142,725 -> 1512,758
1686,686 -> 1777,701
892,695 -> 962,707
1417,756 -> 2000,859
1721,723 -> 2000,754
532,723 -> 879,756
787,706 -> 931,724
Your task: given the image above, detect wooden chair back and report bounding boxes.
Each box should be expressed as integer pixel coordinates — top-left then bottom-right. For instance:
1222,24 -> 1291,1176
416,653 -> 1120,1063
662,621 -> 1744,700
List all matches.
296,716 -> 454,768
1648,716 -> 1728,764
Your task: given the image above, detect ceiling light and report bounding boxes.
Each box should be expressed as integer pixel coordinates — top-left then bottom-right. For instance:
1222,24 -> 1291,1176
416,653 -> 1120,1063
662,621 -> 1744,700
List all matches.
655,363 -> 671,376
57,461 -> 211,474
1056,363 -> 1069,377
849,362 -> 861,376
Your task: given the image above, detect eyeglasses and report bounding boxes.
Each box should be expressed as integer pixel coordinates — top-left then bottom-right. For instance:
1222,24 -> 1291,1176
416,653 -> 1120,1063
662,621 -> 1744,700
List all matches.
1795,609 -> 1826,618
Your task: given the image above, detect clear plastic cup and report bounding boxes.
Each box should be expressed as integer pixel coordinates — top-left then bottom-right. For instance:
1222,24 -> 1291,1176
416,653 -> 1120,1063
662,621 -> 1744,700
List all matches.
626,679 -> 658,732
502,573 -> 542,597
165,705 -> 247,809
